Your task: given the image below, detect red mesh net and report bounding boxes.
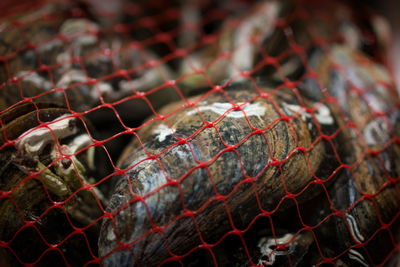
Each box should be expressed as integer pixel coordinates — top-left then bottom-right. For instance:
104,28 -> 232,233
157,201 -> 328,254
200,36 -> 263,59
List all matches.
0,0 -> 399,266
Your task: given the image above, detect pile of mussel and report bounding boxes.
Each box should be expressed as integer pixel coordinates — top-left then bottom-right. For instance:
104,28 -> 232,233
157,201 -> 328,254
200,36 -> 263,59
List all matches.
0,0 -> 399,266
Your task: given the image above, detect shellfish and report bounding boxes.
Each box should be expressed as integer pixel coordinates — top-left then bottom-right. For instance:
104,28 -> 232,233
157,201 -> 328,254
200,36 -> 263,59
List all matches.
98,87 -> 340,266
298,45 -> 400,266
176,0 -> 293,89
0,2 -> 176,118
99,44 -> 400,266
0,103 -> 103,265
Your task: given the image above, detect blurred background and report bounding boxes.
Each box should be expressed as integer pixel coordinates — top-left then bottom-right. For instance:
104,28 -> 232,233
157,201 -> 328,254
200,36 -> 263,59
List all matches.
367,0 -> 400,90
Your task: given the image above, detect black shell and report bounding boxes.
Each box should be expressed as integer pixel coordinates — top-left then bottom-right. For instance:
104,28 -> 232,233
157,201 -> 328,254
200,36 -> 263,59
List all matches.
99,45 -> 400,266
0,103 -> 102,266
98,88 -> 339,266
299,45 -> 400,265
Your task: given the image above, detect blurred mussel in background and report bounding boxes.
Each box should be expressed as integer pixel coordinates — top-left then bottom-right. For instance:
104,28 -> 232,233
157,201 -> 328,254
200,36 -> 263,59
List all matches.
98,0 -> 400,266
0,0 -> 399,266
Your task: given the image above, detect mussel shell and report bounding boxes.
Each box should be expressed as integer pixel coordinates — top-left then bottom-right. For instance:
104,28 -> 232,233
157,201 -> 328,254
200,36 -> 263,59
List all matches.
98,87 -> 341,266
0,102 -> 67,143
0,103 -> 102,265
177,0 -> 294,90
298,44 -> 400,265
0,3 -> 141,113
0,3 -> 190,131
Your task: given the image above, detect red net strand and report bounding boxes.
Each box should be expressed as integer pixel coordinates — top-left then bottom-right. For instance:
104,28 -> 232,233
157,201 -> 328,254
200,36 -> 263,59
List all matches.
0,0 -> 399,266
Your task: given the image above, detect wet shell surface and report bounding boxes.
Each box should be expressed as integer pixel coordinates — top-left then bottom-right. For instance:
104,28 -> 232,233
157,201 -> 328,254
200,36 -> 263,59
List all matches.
0,0 -> 399,266
0,103 -> 102,265
99,45 -> 400,266
0,3 -> 178,121
299,44 -> 400,265
98,88 -> 340,266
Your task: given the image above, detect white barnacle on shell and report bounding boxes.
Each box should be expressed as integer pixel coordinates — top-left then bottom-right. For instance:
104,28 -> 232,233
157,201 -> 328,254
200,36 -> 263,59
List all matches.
16,71 -> 53,91
363,117 -> 389,146
16,114 -> 76,155
257,233 -> 294,266
230,0 -> 280,75
56,69 -> 87,88
186,101 -> 266,121
282,102 -> 333,125
282,103 -> 309,122
152,123 -> 176,142
314,104 -> 334,125
91,81 -> 115,100
66,133 -> 93,155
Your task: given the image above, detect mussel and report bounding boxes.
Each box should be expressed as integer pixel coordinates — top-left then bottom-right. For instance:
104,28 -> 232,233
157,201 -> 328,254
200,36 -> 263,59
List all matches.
99,42 -> 400,265
98,86 -> 342,266
1,0 -> 399,266
176,0 -> 293,89
298,44 -> 400,266
0,103 -> 103,265
0,2 -> 177,120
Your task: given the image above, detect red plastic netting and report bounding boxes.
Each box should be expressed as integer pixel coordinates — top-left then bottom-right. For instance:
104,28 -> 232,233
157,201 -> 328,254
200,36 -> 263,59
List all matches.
0,0 -> 399,266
